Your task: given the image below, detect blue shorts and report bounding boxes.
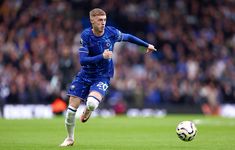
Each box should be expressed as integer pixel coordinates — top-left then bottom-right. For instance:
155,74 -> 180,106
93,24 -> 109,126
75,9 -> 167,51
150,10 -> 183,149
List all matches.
67,75 -> 110,101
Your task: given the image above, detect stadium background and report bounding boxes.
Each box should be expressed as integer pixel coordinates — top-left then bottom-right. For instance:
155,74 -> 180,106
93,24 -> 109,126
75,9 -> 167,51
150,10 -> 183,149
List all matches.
0,0 -> 234,118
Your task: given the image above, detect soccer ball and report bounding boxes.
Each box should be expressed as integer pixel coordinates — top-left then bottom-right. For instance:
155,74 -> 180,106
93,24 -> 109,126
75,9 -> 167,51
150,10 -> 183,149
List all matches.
176,121 -> 197,142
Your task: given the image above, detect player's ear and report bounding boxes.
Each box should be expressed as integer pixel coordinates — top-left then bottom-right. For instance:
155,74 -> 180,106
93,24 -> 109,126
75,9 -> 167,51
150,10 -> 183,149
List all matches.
90,17 -> 94,24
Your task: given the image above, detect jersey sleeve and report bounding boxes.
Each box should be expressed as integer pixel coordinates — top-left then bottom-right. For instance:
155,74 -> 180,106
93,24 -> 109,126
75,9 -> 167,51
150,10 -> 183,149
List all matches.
79,32 -> 89,54
108,26 -> 123,42
78,30 -> 104,65
114,28 -> 123,42
122,33 -> 149,47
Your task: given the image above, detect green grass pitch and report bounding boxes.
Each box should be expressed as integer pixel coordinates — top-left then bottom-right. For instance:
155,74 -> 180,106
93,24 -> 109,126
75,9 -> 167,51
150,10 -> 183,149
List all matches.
0,115 -> 235,150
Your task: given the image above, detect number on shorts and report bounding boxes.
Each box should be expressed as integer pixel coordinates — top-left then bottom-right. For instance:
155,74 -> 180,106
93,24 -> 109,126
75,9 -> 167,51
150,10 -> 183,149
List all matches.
97,82 -> 108,91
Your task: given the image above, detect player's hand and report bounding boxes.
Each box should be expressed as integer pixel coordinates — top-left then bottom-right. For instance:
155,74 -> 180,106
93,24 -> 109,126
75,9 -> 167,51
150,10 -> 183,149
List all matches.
103,49 -> 112,59
146,44 -> 157,53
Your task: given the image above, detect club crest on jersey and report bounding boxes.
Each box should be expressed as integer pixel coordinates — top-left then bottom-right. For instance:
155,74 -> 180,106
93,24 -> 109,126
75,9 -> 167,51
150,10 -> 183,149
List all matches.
105,42 -> 111,48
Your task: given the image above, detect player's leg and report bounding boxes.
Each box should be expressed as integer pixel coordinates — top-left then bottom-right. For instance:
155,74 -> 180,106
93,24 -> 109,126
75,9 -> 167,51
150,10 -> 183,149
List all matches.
60,96 -> 81,147
60,76 -> 90,147
80,91 -> 103,122
66,97 -> 81,140
81,79 -> 109,123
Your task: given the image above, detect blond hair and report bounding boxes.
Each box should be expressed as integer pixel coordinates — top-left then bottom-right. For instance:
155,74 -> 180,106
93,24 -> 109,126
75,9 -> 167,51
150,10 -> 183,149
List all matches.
89,8 -> 106,20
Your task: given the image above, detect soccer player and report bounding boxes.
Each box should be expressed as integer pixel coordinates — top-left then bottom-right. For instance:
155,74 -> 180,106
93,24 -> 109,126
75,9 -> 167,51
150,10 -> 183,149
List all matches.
60,8 -> 156,146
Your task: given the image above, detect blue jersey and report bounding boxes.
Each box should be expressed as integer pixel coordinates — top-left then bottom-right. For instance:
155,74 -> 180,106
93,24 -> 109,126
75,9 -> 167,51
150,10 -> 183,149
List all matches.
78,26 -> 122,79
68,26 -> 149,99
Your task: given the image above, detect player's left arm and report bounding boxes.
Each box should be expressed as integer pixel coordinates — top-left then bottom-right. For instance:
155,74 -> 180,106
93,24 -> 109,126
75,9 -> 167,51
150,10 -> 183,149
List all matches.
110,26 -> 156,53
122,33 -> 156,53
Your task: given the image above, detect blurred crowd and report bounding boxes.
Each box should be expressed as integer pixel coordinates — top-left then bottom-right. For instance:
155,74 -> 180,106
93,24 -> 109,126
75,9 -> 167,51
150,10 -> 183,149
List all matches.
0,0 -> 235,114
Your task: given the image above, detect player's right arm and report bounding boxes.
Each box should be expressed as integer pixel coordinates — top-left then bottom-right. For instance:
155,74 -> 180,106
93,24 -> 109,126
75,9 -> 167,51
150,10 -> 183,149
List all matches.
79,48 -> 103,66
79,32 -> 111,66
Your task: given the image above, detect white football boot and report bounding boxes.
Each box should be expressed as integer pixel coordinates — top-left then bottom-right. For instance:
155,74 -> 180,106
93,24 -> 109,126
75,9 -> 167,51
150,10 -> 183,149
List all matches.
59,137 -> 74,147
80,107 -> 92,123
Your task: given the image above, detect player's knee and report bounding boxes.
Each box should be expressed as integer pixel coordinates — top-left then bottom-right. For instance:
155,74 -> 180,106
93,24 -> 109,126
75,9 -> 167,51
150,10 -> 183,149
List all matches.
86,96 -> 100,111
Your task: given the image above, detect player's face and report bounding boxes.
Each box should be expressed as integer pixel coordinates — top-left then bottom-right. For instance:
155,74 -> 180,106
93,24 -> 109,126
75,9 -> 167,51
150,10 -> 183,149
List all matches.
92,15 -> 106,34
